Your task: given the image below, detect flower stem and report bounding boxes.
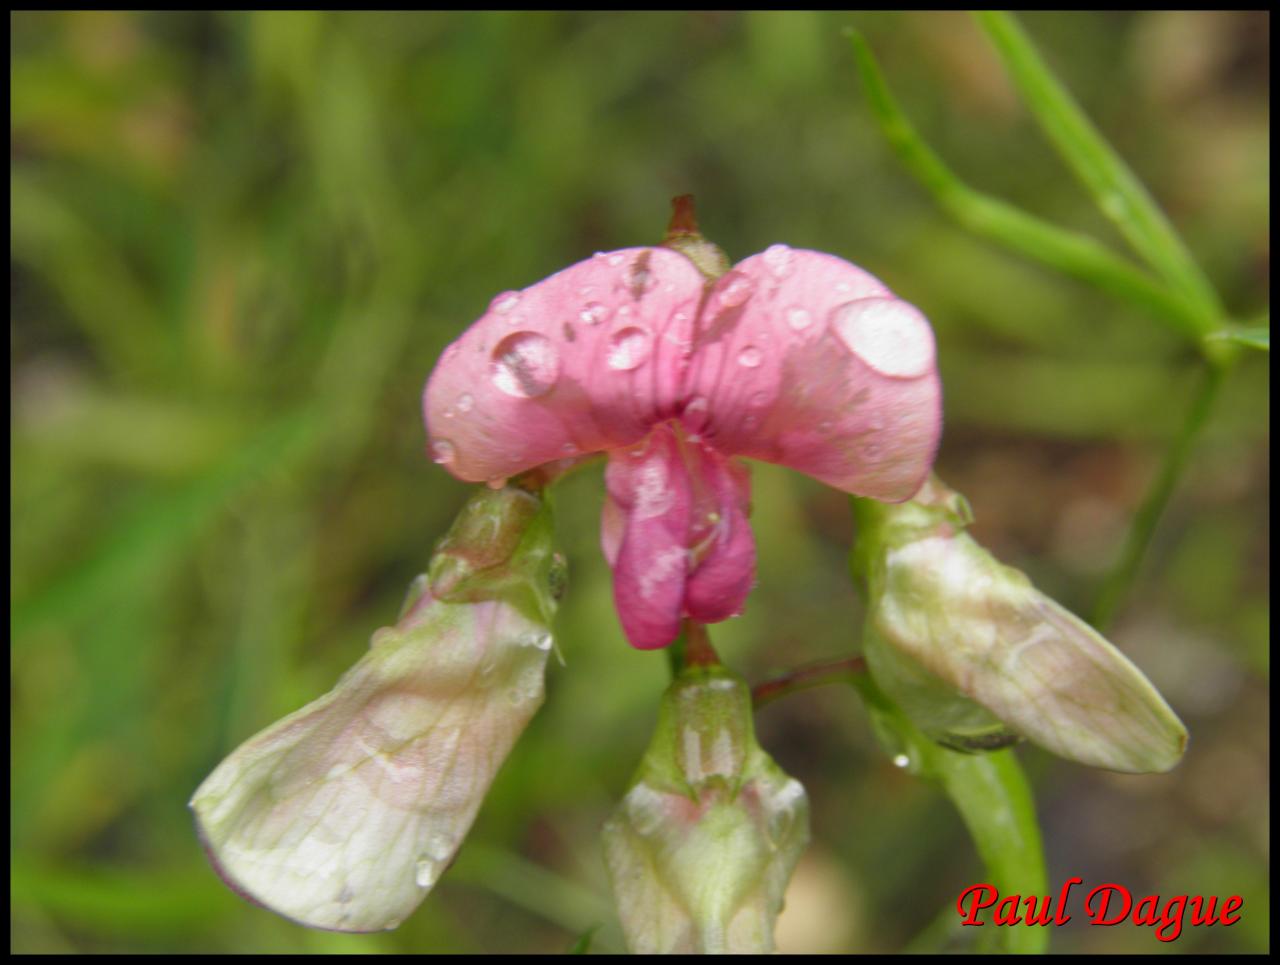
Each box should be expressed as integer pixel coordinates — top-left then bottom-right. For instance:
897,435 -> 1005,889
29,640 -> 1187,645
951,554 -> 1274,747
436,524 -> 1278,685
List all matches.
752,656 -> 867,708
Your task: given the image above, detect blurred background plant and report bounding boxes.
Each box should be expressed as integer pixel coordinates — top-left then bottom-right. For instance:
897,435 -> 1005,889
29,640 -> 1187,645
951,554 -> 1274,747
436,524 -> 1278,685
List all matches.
10,10 -> 1268,954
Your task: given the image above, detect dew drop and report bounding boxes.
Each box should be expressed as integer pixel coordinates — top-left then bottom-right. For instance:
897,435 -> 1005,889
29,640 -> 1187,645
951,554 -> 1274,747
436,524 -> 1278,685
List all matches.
737,345 -> 763,368
607,327 -> 652,371
431,439 -> 456,464
486,476 -> 507,490
830,298 -> 935,378
562,441 -> 579,455
415,857 -> 441,888
426,832 -> 454,862
817,420 -> 833,434
579,301 -> 607,326
786,306 -> 813,331
892,753 -> 911,769
455,392 -> 474,413
762,243 -> 794,278
716,271 -> 756,309
749,390 -> 769,407
491,331 -> 560,398
490,291 -> 521,315
607,253 -> 625,267
524,630 -> 554,651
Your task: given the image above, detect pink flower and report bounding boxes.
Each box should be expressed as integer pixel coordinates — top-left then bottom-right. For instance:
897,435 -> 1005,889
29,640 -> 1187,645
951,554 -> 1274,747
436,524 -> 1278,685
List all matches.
424,238 -> 941,649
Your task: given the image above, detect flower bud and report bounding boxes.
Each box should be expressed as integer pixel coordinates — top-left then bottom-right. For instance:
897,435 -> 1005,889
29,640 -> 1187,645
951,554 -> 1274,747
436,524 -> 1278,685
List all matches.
851,476 -> 1187,774
602,664 -> 809,953
190,485 -> 561,932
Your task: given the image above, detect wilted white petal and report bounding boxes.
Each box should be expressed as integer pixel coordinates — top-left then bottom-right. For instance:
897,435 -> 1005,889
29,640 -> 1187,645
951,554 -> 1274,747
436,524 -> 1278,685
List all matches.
191,486 -> 559,931
855,476 -> 1187,774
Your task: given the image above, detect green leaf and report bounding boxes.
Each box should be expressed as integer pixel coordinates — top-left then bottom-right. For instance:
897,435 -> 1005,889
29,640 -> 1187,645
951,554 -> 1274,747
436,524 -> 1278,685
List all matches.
973,12 -> 1223,329
567,923 -> 601,954
1205,326 -> 1269,352
845,29 -> 1207,341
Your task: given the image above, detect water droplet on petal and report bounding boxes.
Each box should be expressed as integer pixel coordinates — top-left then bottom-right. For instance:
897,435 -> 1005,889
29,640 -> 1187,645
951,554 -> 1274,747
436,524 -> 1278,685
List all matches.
817,420 -> 832,433
486,476 -> 507,490
415,857 -> 441,888
762,243 -> 794,278
717,271 -> 756,309
431,440 -> 456,464
491,331 -> 560,398
830,298 -> 935,378
607,253 -> 625,267
562,441 -> 579,455
607,327 -> 652,371
579,301 -> 607,326
442,343 -> 462,362
786,306 -> 813,331
893,753 -> 911,769
750,390 -> 769,407
426,832 -> 454,862
456,393 -> 474,413
523,630 -> 553,651
490,291 -> 521,315
737,345 -> 763,368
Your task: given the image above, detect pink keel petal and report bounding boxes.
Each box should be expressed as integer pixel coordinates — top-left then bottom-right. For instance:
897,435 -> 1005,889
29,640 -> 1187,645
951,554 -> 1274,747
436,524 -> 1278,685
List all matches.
605,429 -> 692,649
424,248 -> 706,483
683,447 -> 755,624
683,248 -> 941,502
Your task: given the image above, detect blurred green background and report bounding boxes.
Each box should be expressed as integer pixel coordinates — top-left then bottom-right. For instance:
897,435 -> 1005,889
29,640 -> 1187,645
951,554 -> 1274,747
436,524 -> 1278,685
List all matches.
10,10 -> 1268,954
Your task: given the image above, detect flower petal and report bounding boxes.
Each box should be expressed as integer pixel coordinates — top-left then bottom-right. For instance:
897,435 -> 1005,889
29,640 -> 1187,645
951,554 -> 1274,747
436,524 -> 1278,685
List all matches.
424,248 -> 706,483
604,427 -> 693,649
682,248 -> 941,502
683,447 -> 755,624
190,486 -> 560,931
855,477 -> 1188,774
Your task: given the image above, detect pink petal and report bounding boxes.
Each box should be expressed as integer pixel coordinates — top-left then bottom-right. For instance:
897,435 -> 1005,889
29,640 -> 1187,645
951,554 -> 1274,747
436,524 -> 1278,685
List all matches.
680,248 -> 941,502
424,248 -> 707,483
604,427 -> 692,649
682,445 -> 755,624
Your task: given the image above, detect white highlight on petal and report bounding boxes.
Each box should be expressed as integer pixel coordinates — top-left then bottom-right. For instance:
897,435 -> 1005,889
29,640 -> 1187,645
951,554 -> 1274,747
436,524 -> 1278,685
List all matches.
830,298 -> 935,379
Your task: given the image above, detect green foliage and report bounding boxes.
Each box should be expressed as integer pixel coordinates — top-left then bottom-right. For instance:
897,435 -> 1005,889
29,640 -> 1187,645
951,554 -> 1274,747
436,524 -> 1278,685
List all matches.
11,11 -> 1268,954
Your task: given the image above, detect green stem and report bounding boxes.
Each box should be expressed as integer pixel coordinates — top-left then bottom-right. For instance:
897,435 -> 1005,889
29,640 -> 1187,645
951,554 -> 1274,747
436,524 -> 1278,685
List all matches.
973,12 -> 1224,329
849,673 -> 1048,954
846,29 -> 1208,342
1091,363 -> 1226,629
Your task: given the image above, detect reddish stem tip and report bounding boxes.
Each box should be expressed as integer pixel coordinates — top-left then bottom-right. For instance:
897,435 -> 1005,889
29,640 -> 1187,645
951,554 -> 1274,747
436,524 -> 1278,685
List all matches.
666,194 -> 700,238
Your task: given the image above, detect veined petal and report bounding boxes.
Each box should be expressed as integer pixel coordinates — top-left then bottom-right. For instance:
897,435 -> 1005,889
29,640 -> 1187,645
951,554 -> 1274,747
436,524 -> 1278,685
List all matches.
854,477 -> 1187,774
682,248 -> 941,502
190,486 -> 560,931
683,446 -> 754,624
604,428 -> 693,649
424,247 -> 706,483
